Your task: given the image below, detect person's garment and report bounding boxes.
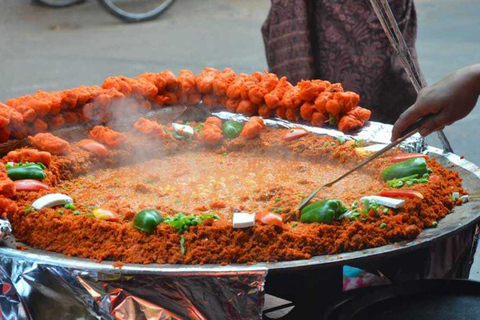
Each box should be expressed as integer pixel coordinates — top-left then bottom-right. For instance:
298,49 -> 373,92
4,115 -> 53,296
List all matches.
261,0 -> 423,123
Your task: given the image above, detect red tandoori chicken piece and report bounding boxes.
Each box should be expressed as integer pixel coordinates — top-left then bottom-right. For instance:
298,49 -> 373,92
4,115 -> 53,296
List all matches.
89,125 -> 127,148
6,148 -> 52,166
201,116 -> 223,145
240,116 -> 265,139
29,132 -> 71,155
337,107 -> 372,133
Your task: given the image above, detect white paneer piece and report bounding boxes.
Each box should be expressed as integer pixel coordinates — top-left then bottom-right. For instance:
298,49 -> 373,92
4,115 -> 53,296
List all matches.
32,193 -> 73,210
461,195 -> 469,203
361,196 -> 405,209
172,123 -> 194,137
233,212 -> 256,228
363,144 -> 388,152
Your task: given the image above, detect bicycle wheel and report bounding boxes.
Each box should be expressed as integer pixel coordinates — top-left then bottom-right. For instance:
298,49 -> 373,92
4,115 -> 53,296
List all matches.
33,0 -> 85,7
98,0 -> 175,22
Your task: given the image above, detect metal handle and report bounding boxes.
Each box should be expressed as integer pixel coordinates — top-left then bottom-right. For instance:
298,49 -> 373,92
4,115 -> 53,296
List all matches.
369,0 -> 454,153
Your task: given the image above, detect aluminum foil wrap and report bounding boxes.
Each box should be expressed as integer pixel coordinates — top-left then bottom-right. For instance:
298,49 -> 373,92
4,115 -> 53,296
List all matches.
0,248 -> 266,320
0,111 -> 479,319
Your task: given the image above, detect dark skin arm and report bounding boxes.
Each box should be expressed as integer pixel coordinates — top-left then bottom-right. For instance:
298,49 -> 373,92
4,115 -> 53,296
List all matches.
391,64 -> 480,141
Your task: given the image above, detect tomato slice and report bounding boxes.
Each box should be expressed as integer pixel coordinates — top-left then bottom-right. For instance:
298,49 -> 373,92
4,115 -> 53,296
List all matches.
282,128 -> 308,141
92,208 -> 119,221
379,190 -> 424,199
390,154 -> 428,163
256,212 -> 283,227
14,179 -> 49,192
78,139 -> 109,157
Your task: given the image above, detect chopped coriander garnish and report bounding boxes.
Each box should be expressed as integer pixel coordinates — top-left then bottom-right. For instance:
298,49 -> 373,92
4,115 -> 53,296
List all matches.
275,198 -> 281,203
273,208 -> 282,214
350,211 -> 361,221
379,223 -> 387,229
85,213 -> 95,218
165,213 -> 220,233
64,203 -> 76,210
24,205 -> 35,214
383,208 -> 389,214
292,222 -> 298,228
354,139 -> 364,147
72,211 -> 81,216
337,137 -> 346,145
330,141 -> 336,146
431,221 -> 438,228
351,201 -> 359,210
56,210 -> 64,215
222,152 -> 228,156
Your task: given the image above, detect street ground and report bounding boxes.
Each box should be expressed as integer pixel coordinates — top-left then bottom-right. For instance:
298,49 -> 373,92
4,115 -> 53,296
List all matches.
1,0 -> 480,314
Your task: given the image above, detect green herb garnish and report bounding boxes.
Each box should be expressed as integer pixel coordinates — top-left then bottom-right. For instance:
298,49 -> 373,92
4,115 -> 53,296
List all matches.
64,203 -> 77,210
165,213 -> 220,233
379,222 -> 387,229
273,208 -> 282,214
337,137 -> 346,145
24,205 -> 35,214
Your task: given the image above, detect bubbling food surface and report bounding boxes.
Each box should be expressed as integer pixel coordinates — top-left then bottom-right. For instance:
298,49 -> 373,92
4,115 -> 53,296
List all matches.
59,152 -> 383,219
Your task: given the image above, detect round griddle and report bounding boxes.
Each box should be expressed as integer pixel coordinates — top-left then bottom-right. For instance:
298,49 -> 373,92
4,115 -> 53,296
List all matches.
1,145 -> 479,275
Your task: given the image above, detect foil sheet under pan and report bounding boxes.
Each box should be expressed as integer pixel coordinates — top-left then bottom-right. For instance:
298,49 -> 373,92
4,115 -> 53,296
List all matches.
1,110 -> 479,319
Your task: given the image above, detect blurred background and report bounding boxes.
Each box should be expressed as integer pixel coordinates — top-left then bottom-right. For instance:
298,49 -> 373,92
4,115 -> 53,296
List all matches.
1,0 -> 479,164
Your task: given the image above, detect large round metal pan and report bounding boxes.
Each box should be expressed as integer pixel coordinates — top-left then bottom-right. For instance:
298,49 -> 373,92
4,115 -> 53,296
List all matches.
1,147 -> 479,275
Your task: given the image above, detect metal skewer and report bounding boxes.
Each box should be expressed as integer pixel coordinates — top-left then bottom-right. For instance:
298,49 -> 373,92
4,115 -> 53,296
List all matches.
298,2 -> 454,211
369,0 -> 454,154
297,127 -> 419,211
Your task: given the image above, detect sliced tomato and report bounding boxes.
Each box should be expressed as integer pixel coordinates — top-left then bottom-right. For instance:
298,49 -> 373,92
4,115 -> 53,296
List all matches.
256,212 -> 283,227
368,208 -> 382,218
379,190 -> 424,200
78,139 -> 109,157
92,208 -> 119,222
282,128 -> 308,141
429,174 -> 440,182
14,179 -> 49,192
390,154 -> 428,163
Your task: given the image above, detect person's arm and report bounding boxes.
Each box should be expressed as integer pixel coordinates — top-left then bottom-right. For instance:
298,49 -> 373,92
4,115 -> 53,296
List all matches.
391,64 -> 480,141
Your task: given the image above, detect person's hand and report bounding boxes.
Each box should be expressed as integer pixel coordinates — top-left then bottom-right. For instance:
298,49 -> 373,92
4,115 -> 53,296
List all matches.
391,64 -> 480,141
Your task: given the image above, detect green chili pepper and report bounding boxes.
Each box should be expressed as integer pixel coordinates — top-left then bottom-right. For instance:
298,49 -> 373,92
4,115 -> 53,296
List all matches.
382,158 -> 429,181
222,120 -> 243,139
133,209 -> 164,234
172,131 -> 190,141
6,163 -> 46,181
300,199 -> 347,224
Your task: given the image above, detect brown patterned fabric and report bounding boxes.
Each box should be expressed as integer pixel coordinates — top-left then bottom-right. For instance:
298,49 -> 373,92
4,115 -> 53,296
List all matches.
261,0 -> 423,123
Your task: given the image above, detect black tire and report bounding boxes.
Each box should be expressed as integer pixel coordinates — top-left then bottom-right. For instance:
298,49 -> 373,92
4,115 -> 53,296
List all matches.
33,0 -> 86,7
98,0 -> 174,22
